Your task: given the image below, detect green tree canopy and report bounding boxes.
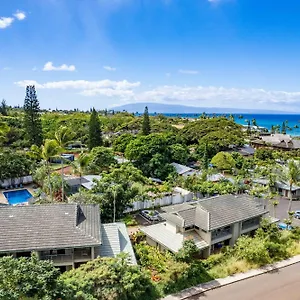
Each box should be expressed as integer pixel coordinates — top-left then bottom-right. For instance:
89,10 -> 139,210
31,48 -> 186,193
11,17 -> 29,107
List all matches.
23,85 -> 43,146
61,254 -> 156,300
88,108 -> 103,150
113,133 -> 136,153
87,146 -> 116,173
142,106 -> 151,135
211,152 -> 235,172
0,254 -> 67,300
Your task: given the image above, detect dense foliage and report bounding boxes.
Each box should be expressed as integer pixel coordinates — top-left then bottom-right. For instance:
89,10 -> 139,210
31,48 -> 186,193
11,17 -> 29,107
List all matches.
23,85 -> 43,146
88,108 -> 103,150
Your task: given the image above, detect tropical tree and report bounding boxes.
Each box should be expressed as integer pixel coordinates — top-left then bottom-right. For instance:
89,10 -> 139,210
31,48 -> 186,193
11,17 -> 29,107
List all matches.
142,106 -> 151,135
55,126 -> 74,200
88,108 -> 102,150
277,160 -> 300,215
211,152 -> 235,173
72,152 -> 90,194
0,254 -> 67,299
23,85 -> 43,146
30,139 -> 60,201
87,146 -> 116,173
0,99 -> 8,116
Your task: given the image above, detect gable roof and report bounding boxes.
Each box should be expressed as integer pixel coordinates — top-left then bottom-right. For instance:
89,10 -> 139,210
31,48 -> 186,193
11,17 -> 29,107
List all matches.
171,162 -> 197,176
0,204 -> 101,253
100,222 -> 137,265
161,194 -> 268,231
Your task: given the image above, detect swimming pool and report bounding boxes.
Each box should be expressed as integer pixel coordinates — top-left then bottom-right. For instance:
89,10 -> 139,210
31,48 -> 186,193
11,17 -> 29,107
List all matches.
3,189 -> 33,205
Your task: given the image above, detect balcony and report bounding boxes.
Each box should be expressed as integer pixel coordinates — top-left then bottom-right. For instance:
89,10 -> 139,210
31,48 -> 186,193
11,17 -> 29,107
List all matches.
241,218 -> 260,233
41,254 -> 73,264
74,249 -> 92,261
211,227 -> 232,243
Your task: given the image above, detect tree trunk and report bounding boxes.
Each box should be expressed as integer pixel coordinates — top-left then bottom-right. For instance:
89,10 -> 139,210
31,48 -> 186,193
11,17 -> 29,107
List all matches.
288,184 -> 293,214
47,161 -> 53,202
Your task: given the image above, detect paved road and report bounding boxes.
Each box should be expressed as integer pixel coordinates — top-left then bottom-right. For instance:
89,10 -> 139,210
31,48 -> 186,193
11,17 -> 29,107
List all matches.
188,263 -> 300,300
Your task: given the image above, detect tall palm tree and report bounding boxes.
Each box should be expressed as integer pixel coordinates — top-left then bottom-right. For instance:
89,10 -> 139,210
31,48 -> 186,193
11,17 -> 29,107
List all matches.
72,152 -> 90,195
30,139 -> 60,201
54,126 -> 74,200
277,160 -> 300,215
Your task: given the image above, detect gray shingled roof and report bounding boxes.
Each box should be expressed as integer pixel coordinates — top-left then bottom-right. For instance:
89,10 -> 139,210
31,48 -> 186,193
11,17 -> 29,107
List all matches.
140,223 -> 209,253
0,204 -> 101,253
160,194 -> 268,231
198,195 -> 268,230
171,162 -> 196,175
100,223 -> 137,264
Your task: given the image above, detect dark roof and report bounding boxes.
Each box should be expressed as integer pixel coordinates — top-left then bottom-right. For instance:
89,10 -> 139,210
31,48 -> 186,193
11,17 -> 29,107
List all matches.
65,177 -> 89,187
198,194 -> 268,230
0,204 -> 101,253
161,194 -> 268,231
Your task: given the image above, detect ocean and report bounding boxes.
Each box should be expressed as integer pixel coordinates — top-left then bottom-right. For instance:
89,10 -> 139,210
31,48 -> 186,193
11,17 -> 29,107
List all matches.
158,113 -> 300,136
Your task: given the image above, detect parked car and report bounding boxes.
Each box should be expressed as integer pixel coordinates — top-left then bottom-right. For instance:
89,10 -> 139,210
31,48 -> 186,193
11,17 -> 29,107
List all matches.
294,211 -> 300,219
277,222 -> 293,230
140,210 -> 161,222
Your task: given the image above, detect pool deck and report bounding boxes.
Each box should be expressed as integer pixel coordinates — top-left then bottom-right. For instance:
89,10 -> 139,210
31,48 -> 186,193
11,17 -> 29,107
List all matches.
0,185 -> 35,205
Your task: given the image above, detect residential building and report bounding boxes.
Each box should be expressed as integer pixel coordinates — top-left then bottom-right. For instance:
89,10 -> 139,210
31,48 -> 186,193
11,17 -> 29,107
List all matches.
141,194 -> 268,258
253,178 -> 300,200
171,162 -> 199,177
251,134 -> 300,150
0,204 -> 136,271
65,175 -> 102,194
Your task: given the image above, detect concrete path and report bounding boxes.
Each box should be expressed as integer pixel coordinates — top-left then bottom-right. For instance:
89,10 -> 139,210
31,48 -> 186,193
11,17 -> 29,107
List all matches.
164,254 -> 300,300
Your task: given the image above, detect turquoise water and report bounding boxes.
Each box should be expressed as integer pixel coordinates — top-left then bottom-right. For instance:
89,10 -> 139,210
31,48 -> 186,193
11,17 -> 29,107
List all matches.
3,189 -> 32,205
159,113 -> 300,136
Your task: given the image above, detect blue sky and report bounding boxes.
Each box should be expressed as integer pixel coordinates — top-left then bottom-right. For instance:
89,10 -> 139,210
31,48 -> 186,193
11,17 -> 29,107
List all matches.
2,0 -> 300,111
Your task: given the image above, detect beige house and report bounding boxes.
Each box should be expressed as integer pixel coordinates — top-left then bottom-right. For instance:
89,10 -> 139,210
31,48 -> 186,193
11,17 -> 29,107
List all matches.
0,204 -> 136,271
141,194 -> 268,258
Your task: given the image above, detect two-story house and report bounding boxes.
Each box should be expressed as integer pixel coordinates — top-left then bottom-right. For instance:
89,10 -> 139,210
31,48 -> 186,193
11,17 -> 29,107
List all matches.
141,194 -> 268,258
0,203 -> 136,271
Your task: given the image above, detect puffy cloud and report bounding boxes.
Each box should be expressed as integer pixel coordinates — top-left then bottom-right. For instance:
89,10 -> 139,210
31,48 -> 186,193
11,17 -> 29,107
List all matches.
136,85 -> 300,110
0,17 -> 14,29
43,62 -> 76,72
14,79 -> 140,98
103,66 -> 116,71
178,69 -> 199,75
14,11 -> 26,21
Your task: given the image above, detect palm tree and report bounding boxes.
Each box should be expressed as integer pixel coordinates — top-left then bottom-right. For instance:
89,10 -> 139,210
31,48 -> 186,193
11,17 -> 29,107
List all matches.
72,152 -> 90,195
277,160 -> 300,216
30,139 -> 60,201
54,126 -> 74,200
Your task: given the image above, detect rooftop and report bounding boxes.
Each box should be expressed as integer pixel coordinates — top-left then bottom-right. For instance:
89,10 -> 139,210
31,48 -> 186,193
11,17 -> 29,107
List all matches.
171,162 -> 198,176
0,204 -> 101,253
100,222 -> 137,264
140,223 -> 209,253
161,194 -> 268,231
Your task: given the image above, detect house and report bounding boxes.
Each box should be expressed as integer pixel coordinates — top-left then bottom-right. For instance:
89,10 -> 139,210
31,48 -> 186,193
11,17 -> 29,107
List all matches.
0,204 -> 136,271
141,194 -> 268,258
253,178 -> 300,200
65,175 -> 102,194
171,162 -> 198,177
251,134 -> 300,150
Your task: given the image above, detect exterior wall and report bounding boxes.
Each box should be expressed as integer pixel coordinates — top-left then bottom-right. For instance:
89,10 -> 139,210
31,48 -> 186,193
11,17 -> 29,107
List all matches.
146,236 -> 158,247
195,228 -> 211,245
165,221 -> 178,234
230,222 -> 241,246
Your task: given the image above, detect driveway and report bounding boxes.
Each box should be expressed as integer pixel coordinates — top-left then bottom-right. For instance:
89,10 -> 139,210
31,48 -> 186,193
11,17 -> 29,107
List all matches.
266,197 -> 300,226
187,263 -> 300,300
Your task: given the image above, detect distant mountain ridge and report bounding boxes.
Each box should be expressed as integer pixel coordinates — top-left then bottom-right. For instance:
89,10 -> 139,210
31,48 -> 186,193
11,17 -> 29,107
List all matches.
111,102 -> 293,114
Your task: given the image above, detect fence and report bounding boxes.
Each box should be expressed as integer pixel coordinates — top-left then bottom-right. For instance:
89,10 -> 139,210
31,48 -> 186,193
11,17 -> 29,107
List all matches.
124,187 -> 193,213
0,175 -> 33,188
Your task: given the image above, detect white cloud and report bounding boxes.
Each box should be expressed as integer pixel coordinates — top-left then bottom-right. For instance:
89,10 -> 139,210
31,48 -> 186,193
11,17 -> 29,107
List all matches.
15,79 -> 140,98
178,69 -> 199,75
103,66 -> 116,71
136,85 -> 300,110
0,17 -> 14,29
43,62 -> 76,72
14,11 -> 26,21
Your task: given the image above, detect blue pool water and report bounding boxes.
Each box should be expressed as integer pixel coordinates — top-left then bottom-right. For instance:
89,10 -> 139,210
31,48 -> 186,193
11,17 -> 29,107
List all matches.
3,189 -> 32,205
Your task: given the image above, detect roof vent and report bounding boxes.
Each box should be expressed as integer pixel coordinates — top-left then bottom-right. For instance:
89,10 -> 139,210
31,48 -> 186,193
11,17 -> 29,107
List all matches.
9,215 -> 14,218
65,212 -> 69,215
